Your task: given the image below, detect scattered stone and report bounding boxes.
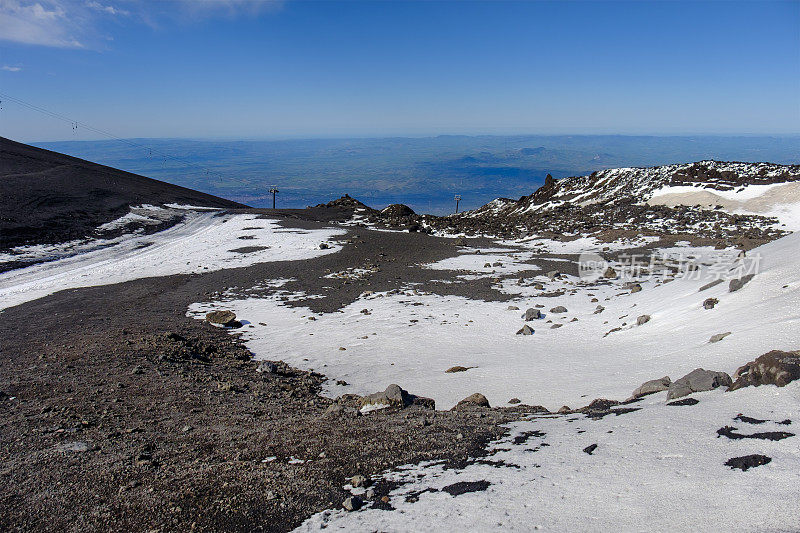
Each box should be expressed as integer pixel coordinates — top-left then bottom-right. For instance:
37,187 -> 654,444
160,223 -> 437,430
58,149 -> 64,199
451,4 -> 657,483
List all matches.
629,283 -> 642,293
603,267 -> 617,279
709,332 -> 731,343
205,310 -> 238,327
728,350 -> 800,391
550,306 -> 568,313
703,297 -> 719,310
636,314 -> 651,326
546,270 -> 560,280
557,406 -> 571,414
725,454 -> 772,471
523,308 -> 542,321
319,242 -> 331,250
342,495 -> 363,512
453,393 -> 490,410
508,398 -> 521,404
729,274 -> 754,292
516,325 -> 534,335
583,443 -> 598,455
360,309 -> 370,315
550,324 -> 562,329
507,305 -> 520,311
445,366 -> 470,373
630,376 -> 671,399
667,368 -> 733,400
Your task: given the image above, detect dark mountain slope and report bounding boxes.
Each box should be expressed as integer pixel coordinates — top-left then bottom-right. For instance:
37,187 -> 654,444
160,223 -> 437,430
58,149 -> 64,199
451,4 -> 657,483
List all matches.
0,137 -> 246,249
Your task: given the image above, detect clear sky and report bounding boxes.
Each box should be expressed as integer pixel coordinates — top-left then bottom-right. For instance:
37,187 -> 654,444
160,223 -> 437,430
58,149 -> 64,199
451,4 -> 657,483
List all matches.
1,0 -> 798,141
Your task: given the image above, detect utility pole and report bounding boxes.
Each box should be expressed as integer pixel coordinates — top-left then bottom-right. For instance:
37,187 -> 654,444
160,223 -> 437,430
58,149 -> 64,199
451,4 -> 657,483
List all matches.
454,194 -> 461,214
269,186 -> 279,209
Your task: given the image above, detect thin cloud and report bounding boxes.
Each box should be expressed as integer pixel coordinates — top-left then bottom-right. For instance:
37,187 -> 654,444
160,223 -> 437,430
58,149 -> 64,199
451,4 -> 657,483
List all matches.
0,0 -> 285,49
85,1 -> 128,16
2,65 -> 22,71
0,1 -> 84,47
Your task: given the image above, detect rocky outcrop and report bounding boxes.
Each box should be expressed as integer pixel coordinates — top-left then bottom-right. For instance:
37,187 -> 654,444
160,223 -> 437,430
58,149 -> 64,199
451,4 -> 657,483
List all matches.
728,350 -> 800,391
667,368 -> 732,400
630,376 -> 671,399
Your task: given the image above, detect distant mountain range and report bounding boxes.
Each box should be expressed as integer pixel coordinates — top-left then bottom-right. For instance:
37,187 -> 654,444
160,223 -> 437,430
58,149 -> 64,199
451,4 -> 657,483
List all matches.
34,135 -> 800,215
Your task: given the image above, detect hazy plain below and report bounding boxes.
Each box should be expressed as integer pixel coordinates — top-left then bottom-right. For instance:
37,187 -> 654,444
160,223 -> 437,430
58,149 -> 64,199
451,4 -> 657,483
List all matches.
36,134 -> 800,214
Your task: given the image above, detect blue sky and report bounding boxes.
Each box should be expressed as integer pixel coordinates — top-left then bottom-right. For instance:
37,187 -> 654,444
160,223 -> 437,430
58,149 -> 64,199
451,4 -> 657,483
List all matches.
1,0 -> 798,141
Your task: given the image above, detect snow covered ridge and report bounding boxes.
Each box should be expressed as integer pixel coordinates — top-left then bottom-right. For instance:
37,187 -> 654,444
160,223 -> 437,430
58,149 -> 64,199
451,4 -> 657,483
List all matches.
0,213 -> 344,311
468,160 -> 800,220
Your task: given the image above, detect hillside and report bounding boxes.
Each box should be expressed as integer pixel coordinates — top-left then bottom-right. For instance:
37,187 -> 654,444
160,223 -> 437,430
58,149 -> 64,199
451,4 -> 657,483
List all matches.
0,137 -> 246,250
470,160 -> 800,223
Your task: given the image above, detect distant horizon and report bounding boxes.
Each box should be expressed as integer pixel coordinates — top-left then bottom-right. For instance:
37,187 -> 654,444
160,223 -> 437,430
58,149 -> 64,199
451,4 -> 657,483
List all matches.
19,131 -> 800,145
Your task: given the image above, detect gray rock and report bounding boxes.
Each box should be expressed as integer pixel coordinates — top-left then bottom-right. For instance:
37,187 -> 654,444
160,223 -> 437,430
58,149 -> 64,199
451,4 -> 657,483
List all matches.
359,384 -> 411,409
516,324 -> 534,335
629,283 -> 642,293
319,242 -> 331,250
667,368 -> 733,400
550,323 -> 562,329
603,267 -> 618,279
636,314 -> 651,326
342,495 -> 363,511
729,274 -> 754,293
507,305 -> 520,311
557,405 -> 571,414
699,279 -> 724,292
709,332 -> 732,343
453,393 -> 490,409
523,308 -> 542,321
546,270 -> 560,280
703,297 -> 719,310
630,376 -> 671,398
550,306 -> 568,313
445,366 -> 469,373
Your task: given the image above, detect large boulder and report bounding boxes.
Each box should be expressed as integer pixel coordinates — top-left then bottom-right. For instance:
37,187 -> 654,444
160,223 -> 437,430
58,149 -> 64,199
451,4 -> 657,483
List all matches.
667,368 -> 732,400
359,384 -> 434,411
452,393 -> 490,410
630,376 -> 671,399
205,310 -> 239,327
550,305 -> 568,314
728,350 -> 800,391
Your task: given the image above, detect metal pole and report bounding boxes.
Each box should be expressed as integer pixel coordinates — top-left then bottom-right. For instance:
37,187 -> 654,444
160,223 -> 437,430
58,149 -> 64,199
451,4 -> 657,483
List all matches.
454,194 -> 461,214
269,186 -> 279,209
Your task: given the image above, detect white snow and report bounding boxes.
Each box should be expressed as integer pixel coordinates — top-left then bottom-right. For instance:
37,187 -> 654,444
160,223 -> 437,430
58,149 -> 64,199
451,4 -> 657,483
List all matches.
297,382 -> 800,532
188,231 -> 800,412
0,213 -> 344,311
